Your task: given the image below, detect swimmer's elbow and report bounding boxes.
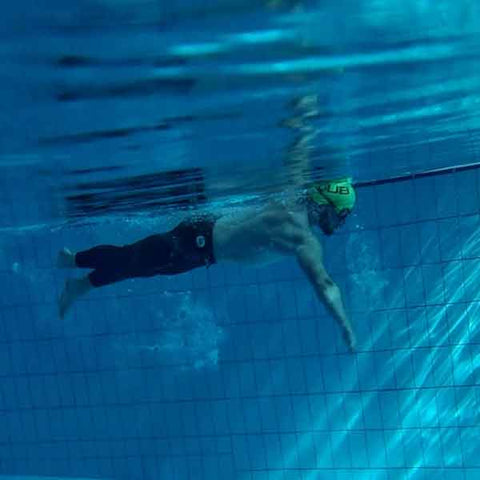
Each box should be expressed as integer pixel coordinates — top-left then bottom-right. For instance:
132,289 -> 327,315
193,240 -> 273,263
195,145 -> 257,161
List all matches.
317,278 -> 342,311
317,275 -> 335,295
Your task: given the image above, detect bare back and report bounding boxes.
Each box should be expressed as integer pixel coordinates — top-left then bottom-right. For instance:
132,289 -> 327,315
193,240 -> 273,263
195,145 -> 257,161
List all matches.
213,202 -> 312,265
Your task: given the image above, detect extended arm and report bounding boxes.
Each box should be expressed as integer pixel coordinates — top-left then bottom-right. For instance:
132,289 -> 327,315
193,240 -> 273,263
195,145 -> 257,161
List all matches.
296,235 -> 356,352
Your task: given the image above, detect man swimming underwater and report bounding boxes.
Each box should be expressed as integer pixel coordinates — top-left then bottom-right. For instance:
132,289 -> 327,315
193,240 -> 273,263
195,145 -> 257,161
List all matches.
58,178 -> 356,350
58,96 -> 357,351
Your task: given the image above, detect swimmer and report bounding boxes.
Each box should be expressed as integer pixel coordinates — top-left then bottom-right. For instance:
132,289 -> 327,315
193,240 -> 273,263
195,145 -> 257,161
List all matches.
58,178 -> 356,349
58,96 -> 357,351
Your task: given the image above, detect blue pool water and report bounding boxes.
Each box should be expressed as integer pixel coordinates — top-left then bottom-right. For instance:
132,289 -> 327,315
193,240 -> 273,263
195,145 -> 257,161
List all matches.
1,1 -> 480,479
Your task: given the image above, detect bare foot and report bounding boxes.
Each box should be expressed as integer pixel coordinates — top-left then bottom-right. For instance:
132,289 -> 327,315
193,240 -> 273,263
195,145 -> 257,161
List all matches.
57,248 -> 76,268
59,277 -> 92,318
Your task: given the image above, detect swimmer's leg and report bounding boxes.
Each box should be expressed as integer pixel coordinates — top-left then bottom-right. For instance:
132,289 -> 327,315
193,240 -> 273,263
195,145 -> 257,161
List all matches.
57,237 -> 172,318
57,248 -> 76,268
62,245 -> 133,270
58,276 -> 92,319
59,235 -> 175,291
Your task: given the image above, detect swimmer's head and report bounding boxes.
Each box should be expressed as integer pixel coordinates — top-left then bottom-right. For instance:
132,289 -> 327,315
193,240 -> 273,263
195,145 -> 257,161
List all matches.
307,178 -> 356,235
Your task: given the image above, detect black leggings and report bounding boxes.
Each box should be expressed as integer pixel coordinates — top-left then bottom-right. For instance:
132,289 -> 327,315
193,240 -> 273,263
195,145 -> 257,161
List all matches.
75,217 -> 216,287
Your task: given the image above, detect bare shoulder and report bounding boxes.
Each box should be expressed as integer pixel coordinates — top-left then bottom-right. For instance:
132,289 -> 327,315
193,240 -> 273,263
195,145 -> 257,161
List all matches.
263,202 -> 315,251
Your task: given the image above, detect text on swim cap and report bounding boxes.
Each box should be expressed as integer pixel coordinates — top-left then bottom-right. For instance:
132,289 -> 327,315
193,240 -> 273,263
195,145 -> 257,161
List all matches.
321,185 -> 350,195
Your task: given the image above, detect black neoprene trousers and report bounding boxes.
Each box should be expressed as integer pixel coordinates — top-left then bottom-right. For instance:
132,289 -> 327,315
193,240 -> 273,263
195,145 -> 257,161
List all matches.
75,218 -> 216,287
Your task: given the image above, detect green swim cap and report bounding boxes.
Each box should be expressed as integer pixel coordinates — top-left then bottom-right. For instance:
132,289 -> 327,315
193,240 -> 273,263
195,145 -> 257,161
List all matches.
308,178 -> 356,213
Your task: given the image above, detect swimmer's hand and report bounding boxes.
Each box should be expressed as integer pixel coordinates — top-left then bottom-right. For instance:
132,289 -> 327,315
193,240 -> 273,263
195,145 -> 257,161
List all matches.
342,325 -> 357,353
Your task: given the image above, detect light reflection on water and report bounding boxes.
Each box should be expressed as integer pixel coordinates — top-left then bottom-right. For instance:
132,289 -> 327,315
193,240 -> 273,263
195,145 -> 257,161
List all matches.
2,0 -> 480,228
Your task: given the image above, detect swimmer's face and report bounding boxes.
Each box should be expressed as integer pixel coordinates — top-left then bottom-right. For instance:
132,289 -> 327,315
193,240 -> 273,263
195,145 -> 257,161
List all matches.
309,203 -> 350,235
